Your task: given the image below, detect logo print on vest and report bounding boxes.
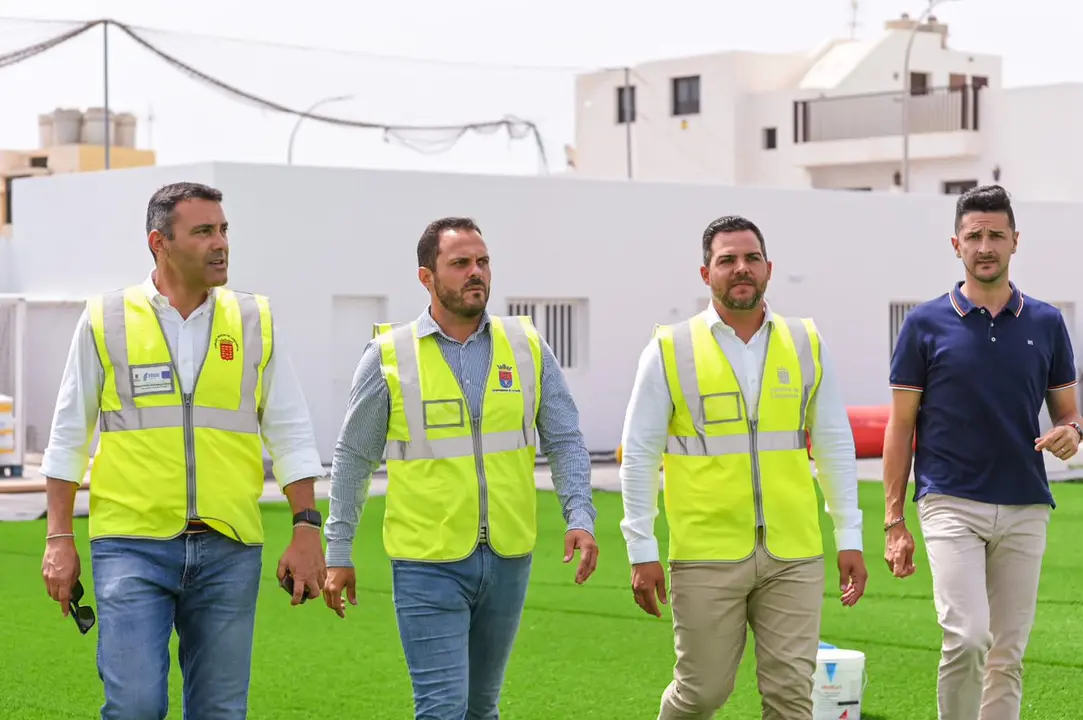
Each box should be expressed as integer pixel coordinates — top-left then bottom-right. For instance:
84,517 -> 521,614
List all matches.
215,333 -> 238,362
776,366 -> 790,385
498,363 -> 514,389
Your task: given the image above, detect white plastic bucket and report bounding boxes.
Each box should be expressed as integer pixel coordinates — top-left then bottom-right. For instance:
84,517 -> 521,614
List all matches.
812,643 -> 867,720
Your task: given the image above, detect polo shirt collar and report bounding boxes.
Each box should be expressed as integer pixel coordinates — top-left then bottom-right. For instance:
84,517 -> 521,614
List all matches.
949,281 -> 1024,318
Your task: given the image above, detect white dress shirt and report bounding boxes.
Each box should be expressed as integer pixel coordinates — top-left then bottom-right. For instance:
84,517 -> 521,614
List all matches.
618,301 -> 863,565
40,272 -> 325,487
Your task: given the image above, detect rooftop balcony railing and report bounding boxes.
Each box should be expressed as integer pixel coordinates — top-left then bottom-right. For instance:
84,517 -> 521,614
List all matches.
793,84 -> 983,144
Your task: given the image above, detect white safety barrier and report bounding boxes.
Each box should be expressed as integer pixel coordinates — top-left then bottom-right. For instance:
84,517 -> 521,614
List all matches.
0,295 -> 26,478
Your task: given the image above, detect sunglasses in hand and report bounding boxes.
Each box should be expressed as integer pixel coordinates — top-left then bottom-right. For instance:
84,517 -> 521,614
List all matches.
69,580 -> 96,635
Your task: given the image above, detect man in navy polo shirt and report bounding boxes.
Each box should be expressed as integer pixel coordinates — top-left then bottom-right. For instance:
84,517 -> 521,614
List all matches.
881,184 -> 1082,720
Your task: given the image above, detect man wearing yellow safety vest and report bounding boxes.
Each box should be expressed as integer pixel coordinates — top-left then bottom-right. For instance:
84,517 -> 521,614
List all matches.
322,216 -> 599,719
618,215 -> 868,719
39,182 -> 328,719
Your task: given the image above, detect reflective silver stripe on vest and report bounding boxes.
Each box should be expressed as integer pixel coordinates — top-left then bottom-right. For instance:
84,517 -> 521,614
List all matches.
665,316 -> 817,457
235,292 -> 264,416
665,430 -> 808,456
384,318 -> 539,462
98,290 -> 264,434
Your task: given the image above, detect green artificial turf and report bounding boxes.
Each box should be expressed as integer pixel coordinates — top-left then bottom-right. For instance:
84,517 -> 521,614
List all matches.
2,483 -> 1082,719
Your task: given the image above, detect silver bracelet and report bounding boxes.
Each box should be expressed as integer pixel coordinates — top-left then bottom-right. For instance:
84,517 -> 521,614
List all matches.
45,532 -> 75,541
883,517 -> 906,532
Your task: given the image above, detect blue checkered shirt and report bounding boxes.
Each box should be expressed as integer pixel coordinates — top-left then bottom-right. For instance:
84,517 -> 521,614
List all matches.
324,307 -> 596,568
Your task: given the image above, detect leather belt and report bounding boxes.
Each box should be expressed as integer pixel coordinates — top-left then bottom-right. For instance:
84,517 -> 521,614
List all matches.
184,520 -> 211,534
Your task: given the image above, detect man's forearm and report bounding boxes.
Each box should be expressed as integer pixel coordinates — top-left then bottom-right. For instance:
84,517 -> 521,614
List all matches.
283,478 -> 318,515
324,466 -> 375,567
534,347 -> 597,535
1053,410 -> 1083,427
545,442 -> 596,536
882,425 -> 915,522
45,478 -> 79,536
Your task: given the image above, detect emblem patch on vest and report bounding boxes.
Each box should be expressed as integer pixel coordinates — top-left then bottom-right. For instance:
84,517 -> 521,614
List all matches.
215,333 -> 238,361
130,363 -> 175,397
498,363 -> 514,389
772,365 -> 800,400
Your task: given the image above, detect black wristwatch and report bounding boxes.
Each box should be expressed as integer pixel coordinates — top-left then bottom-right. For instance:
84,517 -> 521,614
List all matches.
292,508 -> 323,529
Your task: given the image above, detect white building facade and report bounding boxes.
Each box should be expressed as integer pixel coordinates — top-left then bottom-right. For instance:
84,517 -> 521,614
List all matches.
573,15 -> 1083,199
2,162 -> 1080,465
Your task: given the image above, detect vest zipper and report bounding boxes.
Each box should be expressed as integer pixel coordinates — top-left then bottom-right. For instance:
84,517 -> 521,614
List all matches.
471,416 -> 488,544
474,340 -> 491,545
185,319 -> 213,522
748,333 -> 770,531
449,340 -> 490,547
151,305 -> 213,524
183,393 -> 197,520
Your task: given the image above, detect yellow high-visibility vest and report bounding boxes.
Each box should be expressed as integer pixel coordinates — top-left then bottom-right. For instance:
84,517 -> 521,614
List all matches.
87,285 -> 273,544
374,315 -> 543,562
656,312 -> 825,562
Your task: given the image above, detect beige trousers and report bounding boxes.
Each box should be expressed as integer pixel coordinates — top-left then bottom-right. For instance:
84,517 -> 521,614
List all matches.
918,492 -> 1050,720
657,536 -> 825,720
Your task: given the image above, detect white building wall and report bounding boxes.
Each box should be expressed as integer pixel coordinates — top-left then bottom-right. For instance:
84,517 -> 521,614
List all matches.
575,52 -> 819,185
827,31 -> 1002,95
0,236 -> 11,293
977,84 -> 1083,200
801,84 -> 1083,196
572,28 -> 1017,194
736,90 -> 812,189
574,68 -> 635,181
11,163 -> 1083,464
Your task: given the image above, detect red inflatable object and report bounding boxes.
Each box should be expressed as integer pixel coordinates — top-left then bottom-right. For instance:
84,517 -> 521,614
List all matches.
845,405 -> 892,458
806,405 -> 915,459
617,405 -> 909,464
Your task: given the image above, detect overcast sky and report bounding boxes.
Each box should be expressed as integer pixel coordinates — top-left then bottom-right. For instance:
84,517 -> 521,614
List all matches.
1,0 -> 1078,175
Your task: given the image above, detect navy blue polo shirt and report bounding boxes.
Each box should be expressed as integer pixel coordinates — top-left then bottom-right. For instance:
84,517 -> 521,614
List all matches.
889,282 -> 1077,507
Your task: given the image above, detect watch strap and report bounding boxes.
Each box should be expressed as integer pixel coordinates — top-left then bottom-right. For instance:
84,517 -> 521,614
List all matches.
292,508 -> 323,528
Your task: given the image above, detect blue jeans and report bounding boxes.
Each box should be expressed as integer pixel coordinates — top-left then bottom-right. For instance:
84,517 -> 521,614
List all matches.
392,545 -> 533,720
90,531 -> 263,720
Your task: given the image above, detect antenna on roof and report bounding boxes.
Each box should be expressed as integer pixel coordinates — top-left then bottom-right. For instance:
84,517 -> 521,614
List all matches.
848,0 -> 860,39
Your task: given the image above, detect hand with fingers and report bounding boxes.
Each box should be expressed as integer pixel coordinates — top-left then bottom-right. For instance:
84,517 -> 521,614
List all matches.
630,561 -> 668,617
277,525 -> 326,606
884,521 -> 917,579
1035,425 -> 1081,462
564,529 -> 599,584
42,535 -> 81,616
323,567 -> 358,618
837,550 -> 868,607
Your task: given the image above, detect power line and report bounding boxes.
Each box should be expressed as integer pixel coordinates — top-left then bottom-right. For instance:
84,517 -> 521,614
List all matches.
0,18 -> 551,170
0,15 -> 593,73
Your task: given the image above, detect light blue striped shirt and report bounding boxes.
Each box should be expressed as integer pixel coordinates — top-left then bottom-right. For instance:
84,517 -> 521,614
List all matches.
324,307 -> 597,568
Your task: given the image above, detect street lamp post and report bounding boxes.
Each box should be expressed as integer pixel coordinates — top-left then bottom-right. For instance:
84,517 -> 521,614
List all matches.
287,94 -> 354,165
901,0 -> 957,192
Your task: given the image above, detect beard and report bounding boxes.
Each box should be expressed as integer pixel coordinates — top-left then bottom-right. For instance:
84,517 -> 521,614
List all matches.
434,275 -> 489,318
966,256 -> 1007,285
716,277 -> 765,311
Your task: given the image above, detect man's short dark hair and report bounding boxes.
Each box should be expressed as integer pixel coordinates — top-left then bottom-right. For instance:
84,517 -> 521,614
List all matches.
417,217 -> 482,270
701,215 -> 767,266
954,184 -> 1015,233
146,182 -> 223,258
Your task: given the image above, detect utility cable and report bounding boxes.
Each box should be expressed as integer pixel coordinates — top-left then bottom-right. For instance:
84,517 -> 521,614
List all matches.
0,18 -> 550,170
